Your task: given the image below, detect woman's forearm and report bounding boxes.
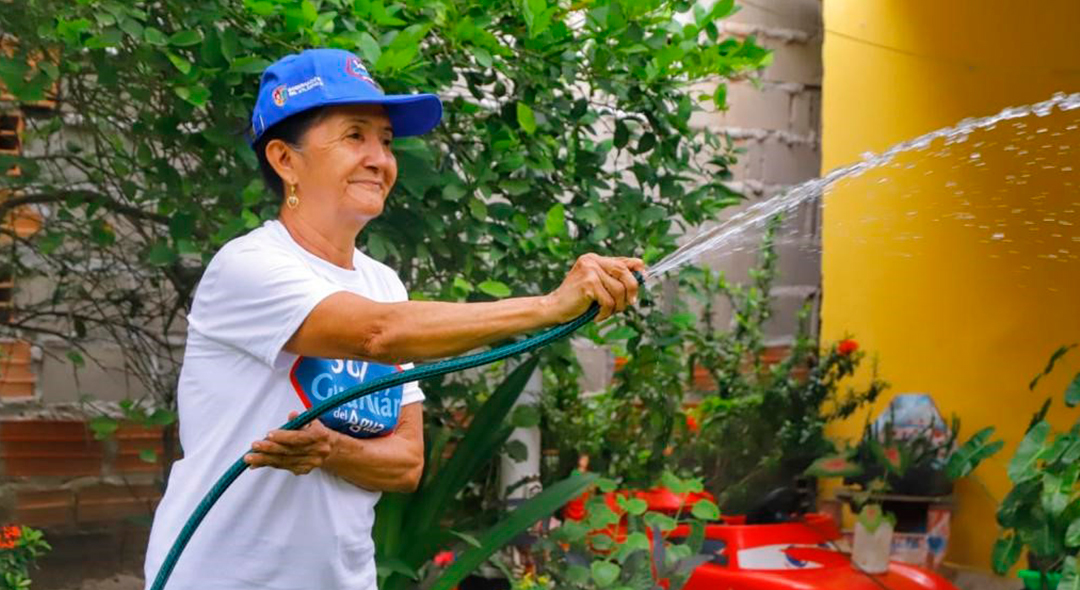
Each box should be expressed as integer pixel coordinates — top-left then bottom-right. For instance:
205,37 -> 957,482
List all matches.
321,431 -> 424,493
288,292 -> 561,364
368,295 -> 557,363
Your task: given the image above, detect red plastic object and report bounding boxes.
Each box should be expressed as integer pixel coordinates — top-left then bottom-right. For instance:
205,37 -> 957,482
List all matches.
563,488 -> 958,590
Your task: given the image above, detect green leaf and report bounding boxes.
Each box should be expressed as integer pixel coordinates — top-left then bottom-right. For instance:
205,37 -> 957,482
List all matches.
591,561 -> 620,587
1067,517 -> 1080,548
614,120 -> 629,148
468,197 -> 487,221
516,102 -> 537,134
169,30 -> 202,47
804,454 -> 863,478
67,350 -> 85,368
143,26 -> 168,46
544,203 -> 566,236
166,52 -> 192,75
691,499 -> 720,521
591,533 -> 614,550
566,564 -> 590,584
148,409 -> 176,426
430,472 -> 598,590
1066,373 -> 1080,407
139,449 -> 157,463
505,439 -> 528,462
175,85 -> 210,107
358,32 -> 382,65
1061,556 -> 1080,590
450,530 -> 482,548
946,426 -> 1004,480
643,511 -> 676,532
89,415 -> 118,440
622,498 -> 648,516
146,241 -> 177,266
1008,421 -> 1050,483
231,56 -> 272,74
1031,344 -> 1076,391
478,280 -> 511,298
474,47 -> 493,69
510,404 -> 541,428
713,82 -> 728,109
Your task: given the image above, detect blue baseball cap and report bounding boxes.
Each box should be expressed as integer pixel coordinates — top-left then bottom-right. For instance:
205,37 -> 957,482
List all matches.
249,48 -> 442,144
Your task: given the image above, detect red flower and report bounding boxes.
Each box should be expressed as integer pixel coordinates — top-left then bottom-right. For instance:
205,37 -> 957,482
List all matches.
686,415 -> 700,433
0,525 -> 19,549
563,497 -> 587,521
838,339 -> 859,356
434,551 -> 455,567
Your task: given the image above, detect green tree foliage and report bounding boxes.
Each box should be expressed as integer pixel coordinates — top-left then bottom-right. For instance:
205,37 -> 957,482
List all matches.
0,0 -> 768,425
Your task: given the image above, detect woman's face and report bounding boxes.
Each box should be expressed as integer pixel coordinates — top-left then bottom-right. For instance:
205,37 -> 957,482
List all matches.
288,104 -> 398,224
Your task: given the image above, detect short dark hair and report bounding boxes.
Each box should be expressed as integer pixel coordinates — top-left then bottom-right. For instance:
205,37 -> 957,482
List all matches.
253,106 -> 330,199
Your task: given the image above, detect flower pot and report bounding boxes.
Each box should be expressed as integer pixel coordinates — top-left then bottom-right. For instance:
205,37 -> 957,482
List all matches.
1018,570 -> 1062,590
852,516 -> 893,574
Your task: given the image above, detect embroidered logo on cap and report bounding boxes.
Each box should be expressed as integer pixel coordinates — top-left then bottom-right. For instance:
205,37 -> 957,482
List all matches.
272,84 -> 288,107
345,56 -> 380,89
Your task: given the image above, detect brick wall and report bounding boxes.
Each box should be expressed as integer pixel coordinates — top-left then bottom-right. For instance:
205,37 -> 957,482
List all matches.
0,419 -> 167,528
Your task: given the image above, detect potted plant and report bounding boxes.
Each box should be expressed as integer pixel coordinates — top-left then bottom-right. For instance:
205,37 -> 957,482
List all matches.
806,451 -> 897,573
847,410 -> 961,497
945,344 -> 1080,590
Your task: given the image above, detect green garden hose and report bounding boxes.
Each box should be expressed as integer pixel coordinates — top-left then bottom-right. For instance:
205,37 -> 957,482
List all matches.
149,272 -> 642,590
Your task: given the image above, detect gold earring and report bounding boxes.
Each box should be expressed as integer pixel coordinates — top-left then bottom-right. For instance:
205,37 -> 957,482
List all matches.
286,184 -> 300,209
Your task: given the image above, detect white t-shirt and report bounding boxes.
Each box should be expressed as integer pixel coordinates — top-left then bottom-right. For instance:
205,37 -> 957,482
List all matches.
144,220 -> 424,590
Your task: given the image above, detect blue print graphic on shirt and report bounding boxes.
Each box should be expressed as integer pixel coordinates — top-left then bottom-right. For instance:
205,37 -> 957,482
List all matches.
289,357 -> 402,438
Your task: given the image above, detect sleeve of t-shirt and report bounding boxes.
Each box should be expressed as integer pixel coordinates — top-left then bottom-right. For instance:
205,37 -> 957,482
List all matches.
383,267 -> 425,406
188,240 -> 344,368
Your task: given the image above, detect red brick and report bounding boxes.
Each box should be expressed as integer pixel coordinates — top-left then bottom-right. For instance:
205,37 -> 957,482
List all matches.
76,483 -> 160,525
0,420 -> 104,478
12,488 -> 75,527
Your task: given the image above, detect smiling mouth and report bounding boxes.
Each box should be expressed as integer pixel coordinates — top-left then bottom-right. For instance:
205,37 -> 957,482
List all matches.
349,180 -> 384,191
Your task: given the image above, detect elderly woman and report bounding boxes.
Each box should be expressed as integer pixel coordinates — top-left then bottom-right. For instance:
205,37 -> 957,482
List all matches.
143,48 -> 642,589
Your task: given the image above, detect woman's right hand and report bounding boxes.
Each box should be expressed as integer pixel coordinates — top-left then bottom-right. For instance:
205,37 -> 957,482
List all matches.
544,254 -> 646,323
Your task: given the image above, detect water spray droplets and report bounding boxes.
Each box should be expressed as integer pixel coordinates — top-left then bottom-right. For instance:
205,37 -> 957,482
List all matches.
646,92 -> 1080,279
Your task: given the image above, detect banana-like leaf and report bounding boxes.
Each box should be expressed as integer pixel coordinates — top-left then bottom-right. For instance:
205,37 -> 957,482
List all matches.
1061,556 -> 1080,590
1030,344 -> 1077,391
395,356 -> 541,572
374,492 -> 409,563
430,472 -> 598,590
1009,421 -> 1050,484
945,426 -> 1004,480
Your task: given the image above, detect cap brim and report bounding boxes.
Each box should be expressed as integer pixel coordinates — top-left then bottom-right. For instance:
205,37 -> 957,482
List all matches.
313,93 -> 442,138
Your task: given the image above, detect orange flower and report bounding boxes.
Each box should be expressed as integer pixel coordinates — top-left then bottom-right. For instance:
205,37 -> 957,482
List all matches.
838,339 -> 859,356
686,414 -> 700,433
0,525 -> 19,549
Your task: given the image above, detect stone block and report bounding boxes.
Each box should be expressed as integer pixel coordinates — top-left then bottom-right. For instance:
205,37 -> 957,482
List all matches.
790,89 -> 821,135
730,138 -> 765,181
763,290 -> 820,341
722,82 -> 793,131
762,138 -> 821,185
728,0 -> 822,34
761,38 -> 823,86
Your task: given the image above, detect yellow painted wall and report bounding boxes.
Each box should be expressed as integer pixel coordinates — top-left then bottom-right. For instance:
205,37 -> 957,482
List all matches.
821,1 -> 1080,572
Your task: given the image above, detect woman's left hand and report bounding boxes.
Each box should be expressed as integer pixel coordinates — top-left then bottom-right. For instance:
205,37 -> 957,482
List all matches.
245,411 -> 338,475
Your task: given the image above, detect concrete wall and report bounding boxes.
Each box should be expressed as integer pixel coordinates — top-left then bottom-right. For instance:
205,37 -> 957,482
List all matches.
820,0 -> 1080,573
689,0 -> 824,343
